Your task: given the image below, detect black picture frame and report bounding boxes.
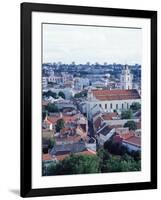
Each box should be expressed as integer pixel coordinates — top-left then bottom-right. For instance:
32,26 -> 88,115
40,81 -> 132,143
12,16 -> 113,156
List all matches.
21,2 -> 157,198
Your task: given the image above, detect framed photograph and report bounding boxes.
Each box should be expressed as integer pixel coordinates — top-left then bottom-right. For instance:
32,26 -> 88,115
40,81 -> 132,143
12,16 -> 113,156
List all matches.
21,2 -> 157,197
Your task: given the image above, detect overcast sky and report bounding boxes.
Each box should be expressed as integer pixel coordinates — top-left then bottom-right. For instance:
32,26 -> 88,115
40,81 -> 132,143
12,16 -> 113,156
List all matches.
43,23 -> 142,65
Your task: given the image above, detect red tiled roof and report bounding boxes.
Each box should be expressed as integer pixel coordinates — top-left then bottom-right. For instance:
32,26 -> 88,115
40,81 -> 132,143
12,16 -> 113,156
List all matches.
92,89 -> 140,101
56,154 -> 69,161
93,117 -> 102,129
123,136 -> 141,147
118,131 -> 135,140
77,150 -> 96,156
46,114 -> 79,125
102,112 -> 118,120
42,154 -> 53,161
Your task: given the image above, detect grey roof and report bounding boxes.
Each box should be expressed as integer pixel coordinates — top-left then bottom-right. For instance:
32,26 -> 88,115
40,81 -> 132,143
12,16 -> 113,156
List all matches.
99,126 -> 112,136
50,142 -> 87,155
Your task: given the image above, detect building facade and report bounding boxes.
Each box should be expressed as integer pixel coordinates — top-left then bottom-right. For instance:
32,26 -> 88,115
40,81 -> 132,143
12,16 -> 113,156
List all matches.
86,89 -> 141,120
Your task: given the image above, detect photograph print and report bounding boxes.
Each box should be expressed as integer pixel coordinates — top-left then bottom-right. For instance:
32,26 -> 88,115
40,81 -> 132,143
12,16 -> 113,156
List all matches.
42,23 -> 142,176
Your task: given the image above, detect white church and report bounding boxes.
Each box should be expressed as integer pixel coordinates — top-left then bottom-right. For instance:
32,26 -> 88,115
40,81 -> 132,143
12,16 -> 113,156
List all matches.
86,65 -> 141,120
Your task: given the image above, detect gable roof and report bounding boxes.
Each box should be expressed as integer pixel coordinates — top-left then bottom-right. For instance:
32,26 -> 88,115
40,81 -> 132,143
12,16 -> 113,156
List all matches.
92,89 -> 140,101
50,142 -> 87,155
98,125 -> 113,136
123,136 -> 141,147
102,112 -> 118,120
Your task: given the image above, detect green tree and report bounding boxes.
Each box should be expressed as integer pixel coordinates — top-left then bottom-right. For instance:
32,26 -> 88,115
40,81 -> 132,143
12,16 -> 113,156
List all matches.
58,91 -> 65,99
55,119 -> 65,132
49,137 -> 55,148
124,120 -> 137,130
97,148 -> 110,172
121,109 -> 133,119
104,140 -> 128,156
43,91 -> 58,99
74,91 -> 87,98
130,102 -> 141,112
47,154 -> 100,175
105,155 -> 141,172
46,103 -> 59,113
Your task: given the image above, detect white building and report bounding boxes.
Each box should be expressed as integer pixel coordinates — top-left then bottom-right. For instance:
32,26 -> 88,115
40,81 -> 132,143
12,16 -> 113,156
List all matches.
48,71 -> 55,82
74,77 -> 90,90
86,88 -> 141,120
43,88 -> 74,99
97,125 -> 115,145
120,65 -> 133,90
42,77 -> 48,89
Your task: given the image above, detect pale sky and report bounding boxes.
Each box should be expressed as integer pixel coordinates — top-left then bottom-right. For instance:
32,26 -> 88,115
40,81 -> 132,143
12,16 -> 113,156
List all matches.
43,23 -> 142,65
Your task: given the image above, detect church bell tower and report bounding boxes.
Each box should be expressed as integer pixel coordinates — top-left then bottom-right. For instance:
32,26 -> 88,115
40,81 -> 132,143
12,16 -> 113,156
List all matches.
120,65 -> 133,90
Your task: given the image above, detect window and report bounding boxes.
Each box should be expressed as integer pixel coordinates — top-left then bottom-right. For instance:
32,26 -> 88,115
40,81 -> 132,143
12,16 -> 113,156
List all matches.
105,104 -> 107,109
116,104 -> 118,109
127,103 -> 129,109
110,103 -> 112,109
122,103 -> 124,109
99,104 -> 102,108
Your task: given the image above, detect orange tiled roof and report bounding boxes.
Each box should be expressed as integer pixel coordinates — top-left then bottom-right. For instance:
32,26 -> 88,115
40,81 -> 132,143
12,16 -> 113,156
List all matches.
118,131 -> 135,140
77,150 -> 96,156
92,89 -> 140,101
46,114 -> 79,125
102,112 -> 118,120
123,136 -> 141,147
42,153 -> 53,161
55,154 -> 69,161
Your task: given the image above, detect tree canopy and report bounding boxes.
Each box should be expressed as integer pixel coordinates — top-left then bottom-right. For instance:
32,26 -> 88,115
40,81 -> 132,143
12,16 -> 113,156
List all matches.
45,103 -> 59,113
130,102 -> 141,112
43,149 -> 141,176
58,91 -> 66,99
124,120 -> 137,130
55,119 -> 65,132
43,91 -> 58,99
121,109 -> 133,119
46,154 -> 100,175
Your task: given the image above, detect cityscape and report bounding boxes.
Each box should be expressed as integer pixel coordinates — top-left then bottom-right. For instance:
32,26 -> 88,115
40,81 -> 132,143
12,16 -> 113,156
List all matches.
42,61 -> 141,176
